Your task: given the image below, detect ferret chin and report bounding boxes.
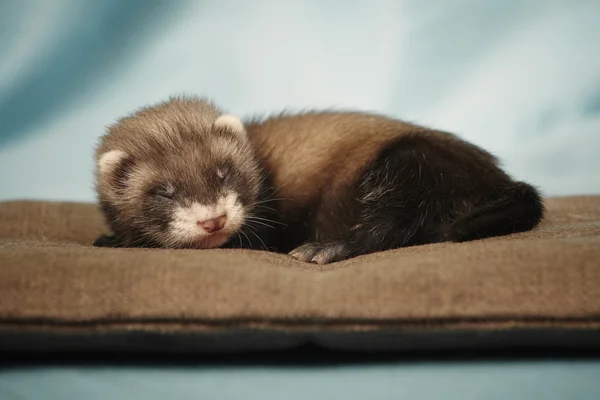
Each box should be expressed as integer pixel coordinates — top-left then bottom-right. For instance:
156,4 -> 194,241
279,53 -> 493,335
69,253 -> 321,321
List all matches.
94,95 -> 545,266
93,96 -> 274,251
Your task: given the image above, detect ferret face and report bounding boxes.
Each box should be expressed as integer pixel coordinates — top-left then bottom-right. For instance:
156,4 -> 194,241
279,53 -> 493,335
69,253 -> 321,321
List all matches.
97,114 -> 263,249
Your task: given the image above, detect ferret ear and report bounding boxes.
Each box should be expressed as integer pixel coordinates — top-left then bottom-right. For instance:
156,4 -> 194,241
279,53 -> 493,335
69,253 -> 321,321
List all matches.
98,150 -> 129,176
213,114 -> 246,137
98,150 -> 136,193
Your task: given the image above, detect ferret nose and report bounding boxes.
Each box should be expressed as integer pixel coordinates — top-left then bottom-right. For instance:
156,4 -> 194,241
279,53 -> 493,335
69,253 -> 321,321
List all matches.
197,214 -> 227,233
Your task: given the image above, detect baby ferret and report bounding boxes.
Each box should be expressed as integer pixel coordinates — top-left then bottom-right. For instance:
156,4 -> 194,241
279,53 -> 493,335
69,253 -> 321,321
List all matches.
94,96 -> 544,264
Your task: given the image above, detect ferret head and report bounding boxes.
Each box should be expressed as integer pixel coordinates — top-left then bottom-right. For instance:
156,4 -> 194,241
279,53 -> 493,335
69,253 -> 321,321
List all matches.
96,111 -> 264,249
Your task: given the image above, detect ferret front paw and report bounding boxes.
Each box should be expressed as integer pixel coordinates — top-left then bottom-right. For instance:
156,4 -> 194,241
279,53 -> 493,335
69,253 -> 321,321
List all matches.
288,240 -> 351,264
92,234 -> 122,248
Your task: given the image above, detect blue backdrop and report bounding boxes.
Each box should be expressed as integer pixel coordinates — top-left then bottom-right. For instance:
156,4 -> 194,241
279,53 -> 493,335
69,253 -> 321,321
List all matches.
1,0 -> 599,202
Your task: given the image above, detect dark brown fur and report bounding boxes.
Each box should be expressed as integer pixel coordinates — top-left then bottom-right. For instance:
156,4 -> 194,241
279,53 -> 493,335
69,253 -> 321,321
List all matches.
243,110 -> 544,262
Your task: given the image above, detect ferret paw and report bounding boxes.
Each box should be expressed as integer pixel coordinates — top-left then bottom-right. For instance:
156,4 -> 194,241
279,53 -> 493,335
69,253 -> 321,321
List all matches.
288,240 -> 351,265
92,234 -> 122,248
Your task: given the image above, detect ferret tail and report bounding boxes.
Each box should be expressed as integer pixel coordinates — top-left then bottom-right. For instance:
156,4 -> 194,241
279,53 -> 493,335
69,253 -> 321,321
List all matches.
447,181 -> 545,242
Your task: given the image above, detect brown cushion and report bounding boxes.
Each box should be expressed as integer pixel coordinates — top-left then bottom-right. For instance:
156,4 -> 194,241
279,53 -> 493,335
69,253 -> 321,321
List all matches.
1,196 -> 599,353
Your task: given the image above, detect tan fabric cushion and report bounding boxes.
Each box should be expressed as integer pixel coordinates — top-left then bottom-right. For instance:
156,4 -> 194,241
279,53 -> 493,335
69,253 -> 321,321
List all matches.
1,196 -> 599,353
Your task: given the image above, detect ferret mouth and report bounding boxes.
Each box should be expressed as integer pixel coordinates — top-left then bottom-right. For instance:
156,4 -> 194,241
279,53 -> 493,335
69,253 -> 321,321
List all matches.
187,232 -> 231,249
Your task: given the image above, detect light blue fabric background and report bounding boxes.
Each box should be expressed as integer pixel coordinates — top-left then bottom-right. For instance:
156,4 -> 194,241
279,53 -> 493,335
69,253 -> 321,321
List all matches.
1,0 -> 599,202
1,2 -> 600,398
1,360 -> 600,400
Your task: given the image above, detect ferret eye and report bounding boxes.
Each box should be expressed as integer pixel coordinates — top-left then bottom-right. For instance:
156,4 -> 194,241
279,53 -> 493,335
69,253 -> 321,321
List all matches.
151,187 -> 174,200
216,167 -> 230,181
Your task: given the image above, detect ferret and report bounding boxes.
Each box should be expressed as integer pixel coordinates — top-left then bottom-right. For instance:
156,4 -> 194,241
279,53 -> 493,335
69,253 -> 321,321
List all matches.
93,96 -> 544,264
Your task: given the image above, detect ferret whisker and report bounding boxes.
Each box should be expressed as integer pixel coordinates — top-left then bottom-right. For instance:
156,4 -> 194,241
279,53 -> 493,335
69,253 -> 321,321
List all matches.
245,220 -> 276,230
240,229 -> 253,249
257,168 -> 273,186
246,216 -> 287,227
252,205 -> 277,213
250,199 -> 275,206
247,228 -> 268,251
